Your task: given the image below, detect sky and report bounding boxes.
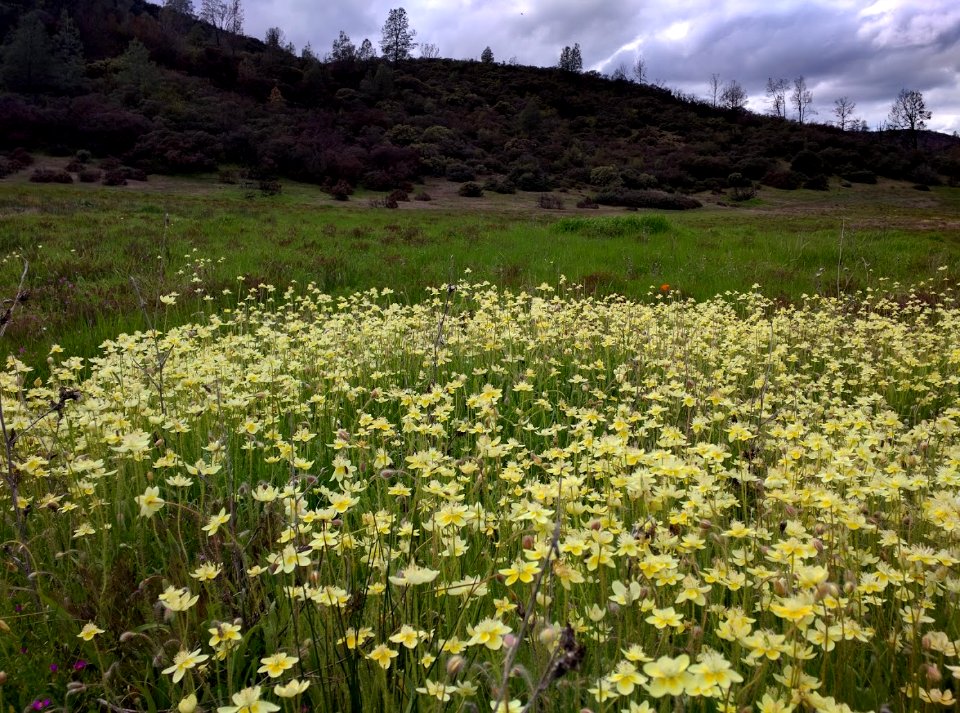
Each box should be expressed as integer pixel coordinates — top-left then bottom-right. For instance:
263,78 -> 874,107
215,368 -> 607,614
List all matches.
235,0 -> 960,134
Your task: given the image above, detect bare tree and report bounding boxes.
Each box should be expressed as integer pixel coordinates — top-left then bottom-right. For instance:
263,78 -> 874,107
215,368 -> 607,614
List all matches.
708,73 -> 721,107
888,89 -> 932,147
357,38 -> 376,61
833,96 -> 856,130
765,77 -> 787,118
200,0 -> 242,44
419,42 -> 439,58
632,55 -> 647,84
610,62 -> 629,81
720,79 -> 747,110
791,75 -> 815,124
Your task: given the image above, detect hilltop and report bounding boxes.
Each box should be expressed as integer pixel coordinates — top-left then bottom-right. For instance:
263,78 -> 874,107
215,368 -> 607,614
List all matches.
1,0 -> 958,199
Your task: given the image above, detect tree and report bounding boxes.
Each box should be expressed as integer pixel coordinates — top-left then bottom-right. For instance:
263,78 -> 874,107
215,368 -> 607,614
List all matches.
480,46 -> 494,63
888,89 -> 931,147
357,38 -> 376,61
331,31 -> 356,62
558,43 -> 582,72
52,10 -> 86,93
708,73 -> 721,107
765,77 -> 787,118
833,96 -> 856,131
419,43 -> 439,59
161,0 -> 196,36
115,38 -> 159,105
791,75 -> 814,124
0,11 -> 53,93
200,0 -> 242,43
610,62 -> 628,81
632,55 -> 647,84
720,79 -> 747,110
380,7 -> 417,62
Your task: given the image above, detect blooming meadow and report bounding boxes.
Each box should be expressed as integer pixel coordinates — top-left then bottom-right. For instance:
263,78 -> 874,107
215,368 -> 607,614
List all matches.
1,277 -> 960,713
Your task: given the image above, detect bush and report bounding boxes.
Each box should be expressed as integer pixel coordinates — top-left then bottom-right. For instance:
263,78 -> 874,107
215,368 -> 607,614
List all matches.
259,180 -> 282,196
445,163 -> 475,183
122,167 -> 148,182
329,179 -> 354,201
387,189 -> 409,203
589,165 -> 621,187
218,169 -> 239,184
512,170 -> 551,192
842,170 -> 876,184
75,150 -> 92,164
761,169 -> 804,190
483,178 -> 516,194
413,191 -> 432,201
592,189 -> 702,210
458,182 -> 484,197
727,172 -> 752,188
620,169 -> 658,190
101,170 -> 127,186
911,164 -> 941,187
730,186 -> 757,202
912,183 -> 931,192
78,169 -> 101,183
576,197 -> 599,209
10,148 -> 33,167
537,194 -> 565,209
0,158 -> 17,178
803,174 -> 829,191
65,160 -> 84,173
30,168 -> 73,184
791,150 -> 823,177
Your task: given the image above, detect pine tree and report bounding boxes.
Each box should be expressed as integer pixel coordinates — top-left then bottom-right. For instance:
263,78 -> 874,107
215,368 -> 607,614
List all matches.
380,8 -> 417,62
480,46 -> 494,64
52,10 -> 86,94
1,11 -> 53,92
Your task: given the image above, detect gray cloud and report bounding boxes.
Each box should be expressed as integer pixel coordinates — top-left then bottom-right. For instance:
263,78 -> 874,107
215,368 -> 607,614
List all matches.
232,0 -> 958,132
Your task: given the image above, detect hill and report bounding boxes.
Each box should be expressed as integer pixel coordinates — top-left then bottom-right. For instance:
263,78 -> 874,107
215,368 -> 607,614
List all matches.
1,0 -> 959,198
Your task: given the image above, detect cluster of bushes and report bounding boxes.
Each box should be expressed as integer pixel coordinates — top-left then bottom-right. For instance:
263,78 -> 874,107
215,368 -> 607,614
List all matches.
30,168 -> 73,183
0,147 -> 33,177
593,189 -> 702,210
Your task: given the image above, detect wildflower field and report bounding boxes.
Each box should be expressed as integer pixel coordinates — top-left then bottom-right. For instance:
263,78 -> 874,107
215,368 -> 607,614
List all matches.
2,271 -> 960,713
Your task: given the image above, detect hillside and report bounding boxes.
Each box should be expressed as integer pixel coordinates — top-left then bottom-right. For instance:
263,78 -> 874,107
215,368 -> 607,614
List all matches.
1,0 -> 959,198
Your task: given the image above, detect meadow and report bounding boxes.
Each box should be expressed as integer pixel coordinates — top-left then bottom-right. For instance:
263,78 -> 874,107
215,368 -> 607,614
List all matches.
1,177 -> 960,713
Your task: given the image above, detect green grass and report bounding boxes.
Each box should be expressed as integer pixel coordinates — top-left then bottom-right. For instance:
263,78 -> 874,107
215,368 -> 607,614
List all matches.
1,175 -> 958,369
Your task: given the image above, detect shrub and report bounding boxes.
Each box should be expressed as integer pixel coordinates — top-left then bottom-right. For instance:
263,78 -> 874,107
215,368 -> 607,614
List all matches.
730,185 -> 757,202
620,170 -> 658,190
0,158 -> 17,178
385,198 -> 398,209
912,183 -> 931,192
483,178 -> 516,194
589,165 -> 621,187
576,197 -> 599,209
329,180 -> 354,201
122,167 -> 148,182
65,160 -> 84,173
259,179 -> 282,196
10,148 -> 33,167
75,149 -> 92,164
911,164 -> 940,187
218,169 -> 239,184
101,170 -> 127,186
537,194 -> 565,209
445,163 -> 475,183
512,170 -> 551,192
361,170 -> 395,191
727,172 -> 752,188
387,189 -> 409,203
791,150 -> 823,177
592,189 -> 702,210
761,169 -> 804,190
458,182 -> 484,197
30,168 -> 73,184
842,170 -> 876,184
78,169 -> 101,183
413,191 -> 432,201
803,174 -> 829,191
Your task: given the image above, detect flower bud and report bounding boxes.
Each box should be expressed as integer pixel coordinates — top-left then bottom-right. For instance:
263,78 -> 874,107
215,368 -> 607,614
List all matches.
446,655 -> 466,677
925,663 -> 942,686
178,694 -> 198,713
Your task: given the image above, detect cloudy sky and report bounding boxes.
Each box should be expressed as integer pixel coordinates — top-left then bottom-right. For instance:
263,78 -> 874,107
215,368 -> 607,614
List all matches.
237,0 -> 960,133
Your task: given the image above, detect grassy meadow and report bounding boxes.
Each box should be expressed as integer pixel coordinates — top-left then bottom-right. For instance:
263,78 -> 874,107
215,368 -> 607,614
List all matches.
1,176 -> 960,713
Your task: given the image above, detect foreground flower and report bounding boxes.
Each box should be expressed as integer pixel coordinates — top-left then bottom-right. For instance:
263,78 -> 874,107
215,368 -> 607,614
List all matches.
77,622 -> 105,641
467,618 -> 512,650
416,678 -> 452,702
258,652 -> 298,678
388,562 -> 440,586
135,486 -> 165,518
158,585 -> 200,612
274,679 -> 309,698
177,694 -> 198,713
162,648 -> 209,683
643,654 -> 692,697
367,644 -> 399,669
202,508 -> 231,536
217,686 -> 279,713
607,661 -> 649,695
